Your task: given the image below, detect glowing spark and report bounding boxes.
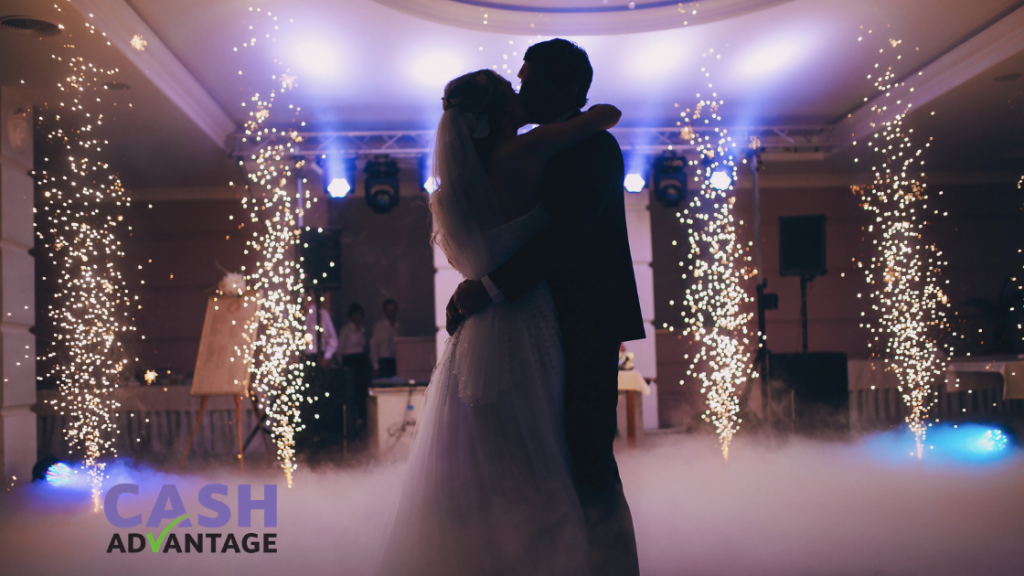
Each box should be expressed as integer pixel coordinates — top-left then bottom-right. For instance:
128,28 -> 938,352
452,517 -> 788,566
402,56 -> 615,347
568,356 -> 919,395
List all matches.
851,38 -> 950,459
130,34 -> 147,51
144,370 -> 157,384
677,59 -> 755,460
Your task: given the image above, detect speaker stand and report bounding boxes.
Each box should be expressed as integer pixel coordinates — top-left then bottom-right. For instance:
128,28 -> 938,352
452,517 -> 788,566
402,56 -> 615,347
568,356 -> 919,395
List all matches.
800,274 -> 816,353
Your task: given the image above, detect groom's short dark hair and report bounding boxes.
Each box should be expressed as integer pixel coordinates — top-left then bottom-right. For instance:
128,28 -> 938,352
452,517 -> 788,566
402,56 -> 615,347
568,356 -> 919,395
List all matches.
524,39 -> 592,109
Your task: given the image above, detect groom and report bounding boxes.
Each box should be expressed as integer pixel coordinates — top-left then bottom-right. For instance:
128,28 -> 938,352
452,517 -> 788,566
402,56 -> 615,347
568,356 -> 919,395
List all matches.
449,39 -> 645,576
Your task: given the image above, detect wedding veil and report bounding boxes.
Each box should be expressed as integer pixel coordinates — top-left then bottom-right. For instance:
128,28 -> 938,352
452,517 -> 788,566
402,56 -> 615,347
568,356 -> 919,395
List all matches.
429,108 -> 505,280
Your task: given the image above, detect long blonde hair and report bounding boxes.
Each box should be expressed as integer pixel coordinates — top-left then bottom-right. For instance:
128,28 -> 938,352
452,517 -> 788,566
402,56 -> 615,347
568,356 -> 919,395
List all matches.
429,70 -> 508,279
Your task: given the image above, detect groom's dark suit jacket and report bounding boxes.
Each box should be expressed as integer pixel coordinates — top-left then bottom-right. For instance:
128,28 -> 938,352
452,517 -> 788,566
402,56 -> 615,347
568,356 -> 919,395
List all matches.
488,122 -> 644,347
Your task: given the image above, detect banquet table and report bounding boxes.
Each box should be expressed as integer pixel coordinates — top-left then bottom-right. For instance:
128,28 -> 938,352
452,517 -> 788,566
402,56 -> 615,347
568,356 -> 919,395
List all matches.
944,356 -> 1024,399
617,370 -> 651,448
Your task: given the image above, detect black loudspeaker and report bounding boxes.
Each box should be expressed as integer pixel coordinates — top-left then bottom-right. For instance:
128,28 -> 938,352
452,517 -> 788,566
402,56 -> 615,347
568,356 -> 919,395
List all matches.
779,215 -> 827,277
653,153 -> 687,208
769,352 -> 849,434
300,229 -> 341,289
364,156 -> 400,215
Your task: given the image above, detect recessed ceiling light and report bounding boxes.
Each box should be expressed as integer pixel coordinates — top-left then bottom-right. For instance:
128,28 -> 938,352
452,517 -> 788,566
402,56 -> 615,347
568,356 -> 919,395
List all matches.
0,15 -> 61,37
103,82 -> 131,91
994,73 -> 1022,82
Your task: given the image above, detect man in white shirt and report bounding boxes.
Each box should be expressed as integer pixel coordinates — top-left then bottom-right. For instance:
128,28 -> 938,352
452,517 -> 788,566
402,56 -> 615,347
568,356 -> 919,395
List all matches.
370,299 -> 402,378
336,303 -> 368,359
304,291 -> 338,367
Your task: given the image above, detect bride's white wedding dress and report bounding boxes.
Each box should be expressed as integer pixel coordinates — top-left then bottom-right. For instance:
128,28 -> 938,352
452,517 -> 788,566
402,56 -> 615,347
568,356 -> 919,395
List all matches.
378,203 -> 589,576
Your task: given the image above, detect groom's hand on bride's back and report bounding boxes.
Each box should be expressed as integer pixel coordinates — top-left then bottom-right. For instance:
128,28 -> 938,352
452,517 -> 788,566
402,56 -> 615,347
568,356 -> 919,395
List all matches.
445,294 -> 464,336
448,280 -> 492,335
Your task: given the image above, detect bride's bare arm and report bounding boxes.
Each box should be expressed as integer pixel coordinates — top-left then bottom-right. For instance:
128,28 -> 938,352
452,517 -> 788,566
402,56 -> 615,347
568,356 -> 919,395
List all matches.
513,104 -> 621,161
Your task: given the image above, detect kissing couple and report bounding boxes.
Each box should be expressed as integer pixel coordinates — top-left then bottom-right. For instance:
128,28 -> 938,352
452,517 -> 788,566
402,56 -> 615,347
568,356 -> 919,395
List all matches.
379,38 -> 645,576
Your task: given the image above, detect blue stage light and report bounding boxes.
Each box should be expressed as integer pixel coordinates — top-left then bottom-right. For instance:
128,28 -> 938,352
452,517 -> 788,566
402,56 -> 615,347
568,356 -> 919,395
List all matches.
624,173 -> 646,193
44,462 -> 74,486
974,428 -> 1008,453
327,178 -> 351,198
864,422 -> 1016,465
419,155 -> 438,194
709,169 -> 733,190
318,155 -> 356,199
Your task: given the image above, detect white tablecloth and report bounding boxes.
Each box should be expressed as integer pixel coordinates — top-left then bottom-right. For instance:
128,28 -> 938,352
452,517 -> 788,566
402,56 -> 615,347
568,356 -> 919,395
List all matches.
944,356 -> 1024,399
618,370 -> 651,395
847,359 -> 901,390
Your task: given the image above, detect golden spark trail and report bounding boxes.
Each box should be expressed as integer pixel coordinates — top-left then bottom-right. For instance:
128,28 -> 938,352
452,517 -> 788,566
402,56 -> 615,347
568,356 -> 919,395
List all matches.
675,54 -> 756,460
851,37 -> 950,459
234,6 -> 310,487
36,10 -> 137,512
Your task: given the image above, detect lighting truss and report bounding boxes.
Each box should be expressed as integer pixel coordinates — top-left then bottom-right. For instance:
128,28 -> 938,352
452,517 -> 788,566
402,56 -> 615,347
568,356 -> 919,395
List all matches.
230,125 -> 836,161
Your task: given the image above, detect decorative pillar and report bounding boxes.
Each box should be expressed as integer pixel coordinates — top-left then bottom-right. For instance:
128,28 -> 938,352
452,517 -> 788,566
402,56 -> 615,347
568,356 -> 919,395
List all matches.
433,239 -> 459,360
624,188 -> 659,430
623,188 -> 657,379
0,86 -> 37,485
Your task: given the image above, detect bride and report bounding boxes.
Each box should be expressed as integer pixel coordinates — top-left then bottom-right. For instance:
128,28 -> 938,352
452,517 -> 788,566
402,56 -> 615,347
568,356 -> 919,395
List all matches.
378,69 -> 621,576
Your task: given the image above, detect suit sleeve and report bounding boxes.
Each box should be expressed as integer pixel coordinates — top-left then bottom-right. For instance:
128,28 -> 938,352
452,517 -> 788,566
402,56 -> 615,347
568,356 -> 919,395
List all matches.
487,133 -> 624,302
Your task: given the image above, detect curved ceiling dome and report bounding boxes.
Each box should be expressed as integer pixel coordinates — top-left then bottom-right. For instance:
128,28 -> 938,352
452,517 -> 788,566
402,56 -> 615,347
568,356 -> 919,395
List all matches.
373,0 -> 792,35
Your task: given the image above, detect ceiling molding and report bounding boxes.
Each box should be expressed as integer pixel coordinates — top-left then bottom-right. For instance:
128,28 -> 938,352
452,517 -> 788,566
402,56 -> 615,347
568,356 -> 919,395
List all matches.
68,0 -> 236,150
835,4 -> 1024,144
372,0 -> 792,35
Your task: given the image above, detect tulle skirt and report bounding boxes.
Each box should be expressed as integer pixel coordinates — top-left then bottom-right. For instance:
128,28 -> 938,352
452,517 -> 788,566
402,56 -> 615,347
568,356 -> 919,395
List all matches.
377,282 -> 588,576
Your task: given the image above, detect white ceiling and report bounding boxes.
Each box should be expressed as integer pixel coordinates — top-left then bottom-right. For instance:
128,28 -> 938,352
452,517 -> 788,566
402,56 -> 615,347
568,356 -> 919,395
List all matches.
1,0 -> 1022,188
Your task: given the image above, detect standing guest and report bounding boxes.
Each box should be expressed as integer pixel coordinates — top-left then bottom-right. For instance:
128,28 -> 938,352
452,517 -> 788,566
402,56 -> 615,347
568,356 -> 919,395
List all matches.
371,299 -> 402,378
337,303 -> 371,434
304,291 -> 338,367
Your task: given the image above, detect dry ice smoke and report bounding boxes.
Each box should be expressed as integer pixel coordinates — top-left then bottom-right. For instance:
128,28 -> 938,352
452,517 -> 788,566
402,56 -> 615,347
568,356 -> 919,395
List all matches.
1,433 -> 1022,576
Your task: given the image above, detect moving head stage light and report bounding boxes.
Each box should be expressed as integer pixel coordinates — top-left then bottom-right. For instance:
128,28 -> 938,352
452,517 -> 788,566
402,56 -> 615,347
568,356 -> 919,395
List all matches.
653,152 -> 687,208
364,155 -> 400,214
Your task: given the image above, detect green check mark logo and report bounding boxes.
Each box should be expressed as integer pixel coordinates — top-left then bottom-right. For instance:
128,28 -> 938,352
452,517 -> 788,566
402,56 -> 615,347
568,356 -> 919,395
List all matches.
146,514 -> 191,553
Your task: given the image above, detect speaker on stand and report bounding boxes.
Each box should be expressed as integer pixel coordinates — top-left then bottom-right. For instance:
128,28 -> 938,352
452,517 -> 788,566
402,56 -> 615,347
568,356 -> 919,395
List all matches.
779,215 -> 827,353
767,215 -> 848,435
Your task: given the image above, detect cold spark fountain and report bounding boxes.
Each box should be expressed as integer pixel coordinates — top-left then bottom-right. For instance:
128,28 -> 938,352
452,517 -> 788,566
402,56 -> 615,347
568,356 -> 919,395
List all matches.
234,6 -> 310,487
36,8 -> 138,512
851,36 -> 950,460
676,50 -> 756,460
